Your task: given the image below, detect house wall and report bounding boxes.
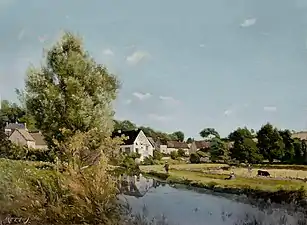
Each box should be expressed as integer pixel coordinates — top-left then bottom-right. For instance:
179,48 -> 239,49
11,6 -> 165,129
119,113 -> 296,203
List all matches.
35,145 -> 48,150
167,147 -> 190,155
159,145 -> 168,154
133,130 -> 154,161
120,145 -> 134,154
9,131 -> 35,148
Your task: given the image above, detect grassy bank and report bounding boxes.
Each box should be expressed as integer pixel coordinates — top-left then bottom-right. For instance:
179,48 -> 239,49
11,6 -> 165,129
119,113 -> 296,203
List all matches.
141,164 -> 307,205
0,158 -> 124,224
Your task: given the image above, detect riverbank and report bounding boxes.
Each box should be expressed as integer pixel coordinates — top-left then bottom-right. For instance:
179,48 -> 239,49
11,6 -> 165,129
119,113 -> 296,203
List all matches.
141,164 -> 307,206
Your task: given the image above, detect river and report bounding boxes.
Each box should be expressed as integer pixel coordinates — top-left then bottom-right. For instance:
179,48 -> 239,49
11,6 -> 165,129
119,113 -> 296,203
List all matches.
118,174 -> 305,225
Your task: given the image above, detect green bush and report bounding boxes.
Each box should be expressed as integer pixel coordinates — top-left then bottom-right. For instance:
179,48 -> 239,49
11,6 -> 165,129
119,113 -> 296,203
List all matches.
0,143 -> 56,163
143,156 -> 155,165
177,149 -> 186,157
190,153 -> 200,164
170,151 -> 178,160
196,150 -> 207,158
153,150 -> 162,160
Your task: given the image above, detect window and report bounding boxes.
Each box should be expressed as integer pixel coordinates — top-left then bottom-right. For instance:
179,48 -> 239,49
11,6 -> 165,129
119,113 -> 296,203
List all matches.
135,148 -> 139,154
125,147 -> 130,153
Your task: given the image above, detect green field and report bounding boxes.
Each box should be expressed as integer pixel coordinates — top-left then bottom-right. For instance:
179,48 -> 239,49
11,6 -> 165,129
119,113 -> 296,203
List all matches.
140,163 -> 307,193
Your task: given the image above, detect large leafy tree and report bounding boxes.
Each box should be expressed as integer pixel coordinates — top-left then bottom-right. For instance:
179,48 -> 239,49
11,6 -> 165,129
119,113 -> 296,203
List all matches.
171,131 -> 185,142
186,137 -> 194,143
228,127 -> 262,163
209,137 -> 227,162
114,120 -> 137,131
279,129 -> 295,162
0,100 -> 25,123
21,32 -> 119,154
256,123 -> 285,163
200,128 -> 220,139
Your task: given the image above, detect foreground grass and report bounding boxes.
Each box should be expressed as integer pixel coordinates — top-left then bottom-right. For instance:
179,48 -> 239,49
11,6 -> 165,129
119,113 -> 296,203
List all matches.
0,158 -> 124,224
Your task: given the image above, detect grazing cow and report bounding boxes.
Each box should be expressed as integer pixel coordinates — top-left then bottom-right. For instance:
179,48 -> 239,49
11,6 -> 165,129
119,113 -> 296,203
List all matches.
225,172 -> 235,180
257,170 -> 270,177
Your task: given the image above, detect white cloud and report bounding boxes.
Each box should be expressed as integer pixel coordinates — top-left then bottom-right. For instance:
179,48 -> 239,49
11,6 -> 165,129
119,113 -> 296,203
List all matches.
240,18 -> 257,28
199,44 -> 206,48
159,96 -> 180,104
133,92 -> 151,100
263,106 -> 277,112
103,49 -> 114,56
126,51 -> 150,65
224,109 -> 232,116
148,113 -> 171,122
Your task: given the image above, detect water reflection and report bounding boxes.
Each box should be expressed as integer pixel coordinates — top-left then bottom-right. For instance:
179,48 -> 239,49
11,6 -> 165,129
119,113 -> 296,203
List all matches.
118,175 -> 302,225
118,174 -> 162,198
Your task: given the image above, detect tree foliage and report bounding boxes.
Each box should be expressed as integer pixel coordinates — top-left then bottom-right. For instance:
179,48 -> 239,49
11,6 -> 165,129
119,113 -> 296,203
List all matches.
186,137 -> 194,143
171,131 -> 185,142
279,129 -> 295,162
209,137 -> 227,162
229,127 -> 263,163
21,32 -> 119,154
257,123 -> 285,163
200,128 -> 220,139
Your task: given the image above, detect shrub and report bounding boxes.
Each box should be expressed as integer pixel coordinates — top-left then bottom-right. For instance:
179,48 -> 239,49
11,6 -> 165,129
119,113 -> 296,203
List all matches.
0,130 -> 126,224
143,156 -> 155,165
196,150 -> 207,158
0,142 -> 56,163
177,149 -> 186,157
190,153 -> 200,164
170,151 -> 178,160
153,150 -> 162,160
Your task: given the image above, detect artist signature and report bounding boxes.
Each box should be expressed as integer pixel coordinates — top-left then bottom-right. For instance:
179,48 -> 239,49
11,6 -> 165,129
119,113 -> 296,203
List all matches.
0,216 -> 30,225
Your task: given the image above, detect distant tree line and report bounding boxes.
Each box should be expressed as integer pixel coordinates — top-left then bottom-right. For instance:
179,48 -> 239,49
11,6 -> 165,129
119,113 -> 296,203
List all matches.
194,126 -> 307,165
1,100 -> 307,165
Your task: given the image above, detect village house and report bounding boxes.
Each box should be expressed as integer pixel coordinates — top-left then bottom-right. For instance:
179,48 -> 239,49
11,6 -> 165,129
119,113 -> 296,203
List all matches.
8,129 -> 48,149
155,139 -> 168,154
166,140 -> 189,155
112,129 -> 154,161
189,140 -> 211,154
292,131 -> 307,141
4,122 -> 27,137
147,136 -> 157,149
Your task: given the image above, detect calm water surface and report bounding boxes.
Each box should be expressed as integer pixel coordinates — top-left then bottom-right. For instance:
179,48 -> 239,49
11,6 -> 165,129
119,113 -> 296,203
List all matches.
118,174 -> 300,225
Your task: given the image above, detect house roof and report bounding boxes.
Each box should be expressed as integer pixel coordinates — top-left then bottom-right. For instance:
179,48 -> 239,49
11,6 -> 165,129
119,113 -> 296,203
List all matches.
157,139 -> 167,145
112,129 -> 141,145
5,123 -> 25,130
194,140 -> 210,149
15,129 -> 35,141
30,132 -> 47,146
147,137 -> 156,147
167,141 -> 189,149
292,132 -> 307,140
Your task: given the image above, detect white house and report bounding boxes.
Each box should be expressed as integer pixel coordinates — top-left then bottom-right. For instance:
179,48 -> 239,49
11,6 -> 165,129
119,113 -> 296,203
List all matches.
112,129 -> 154,161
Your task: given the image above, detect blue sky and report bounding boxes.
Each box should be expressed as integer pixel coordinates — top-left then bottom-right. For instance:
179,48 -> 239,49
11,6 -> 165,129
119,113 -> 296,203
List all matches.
1,0 -> 307,138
